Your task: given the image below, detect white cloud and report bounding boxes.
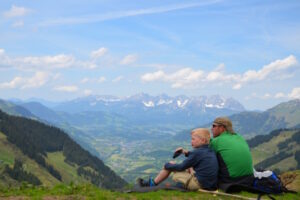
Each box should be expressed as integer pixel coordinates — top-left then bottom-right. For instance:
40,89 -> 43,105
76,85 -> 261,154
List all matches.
288,87 -> 300,99
241,55 -> 297,82
168,68 -> 204,88
141,70 -> 165,82
20,54 -> 75,68
263,93 -> 271,99
206,71 -> 223,81
98,76 -> 106,83
21,71 -> 49,89
83,89 -> 93,96
0,49 -> 5,55
112,76 -> 123,83
0,77 -> 23,89
141,55 -> 298,90
275,92 -> 285,98
0,52 -> 76,70
120,54 -> 138,65
53,73 -> 61,80
3,5 -> 30,18
0,71 -> 51,89
233,83 -> 242,90
54,85 -> 78,92
80,78 -> 90,83
90,47 -> 107,59
141,68 -> 204,88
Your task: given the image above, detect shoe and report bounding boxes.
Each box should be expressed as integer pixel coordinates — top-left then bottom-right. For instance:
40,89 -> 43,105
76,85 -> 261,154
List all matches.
137,177 -> 156,187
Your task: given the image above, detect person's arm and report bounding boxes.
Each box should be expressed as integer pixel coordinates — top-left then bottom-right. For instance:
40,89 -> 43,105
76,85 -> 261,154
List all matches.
164,151 -> 197,171
174,147 -> 189,157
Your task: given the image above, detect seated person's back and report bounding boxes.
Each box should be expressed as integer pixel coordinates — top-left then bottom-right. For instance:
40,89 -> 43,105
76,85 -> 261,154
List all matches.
210,117 -> 253,184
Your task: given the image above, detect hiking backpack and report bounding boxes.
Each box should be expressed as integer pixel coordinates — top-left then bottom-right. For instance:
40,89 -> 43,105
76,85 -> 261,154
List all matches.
252,171 -> 287,194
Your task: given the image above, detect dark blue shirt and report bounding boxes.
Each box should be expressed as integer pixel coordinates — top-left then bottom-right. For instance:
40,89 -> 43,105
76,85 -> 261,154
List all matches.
164,144 -> 218,190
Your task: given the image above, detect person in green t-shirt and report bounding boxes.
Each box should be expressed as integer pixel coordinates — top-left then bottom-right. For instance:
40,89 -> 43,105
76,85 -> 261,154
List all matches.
210,117 -> 253,189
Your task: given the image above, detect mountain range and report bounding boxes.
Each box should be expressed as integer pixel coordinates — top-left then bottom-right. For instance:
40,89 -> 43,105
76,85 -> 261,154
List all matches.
49,93 -> 245,127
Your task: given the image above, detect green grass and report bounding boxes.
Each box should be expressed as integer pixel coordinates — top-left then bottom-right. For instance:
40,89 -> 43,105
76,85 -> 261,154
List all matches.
0,132 -> 60,186
46,152 -> 88,185
0,132 -> 15,166
0,183 -> 299,200
251,130 -> 299,172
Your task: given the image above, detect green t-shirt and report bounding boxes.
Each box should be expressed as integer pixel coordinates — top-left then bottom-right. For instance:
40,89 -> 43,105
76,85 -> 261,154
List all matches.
210,131 -> 253,179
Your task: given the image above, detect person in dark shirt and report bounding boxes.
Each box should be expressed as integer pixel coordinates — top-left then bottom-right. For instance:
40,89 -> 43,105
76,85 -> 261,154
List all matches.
138,128 -> 218,191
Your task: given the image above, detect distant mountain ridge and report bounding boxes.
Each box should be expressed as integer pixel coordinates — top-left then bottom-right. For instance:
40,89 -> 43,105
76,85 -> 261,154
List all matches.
230,99 -> 300,137
50,93 -> 245,127
54,93 -> 245,113
174,99 -> 300,140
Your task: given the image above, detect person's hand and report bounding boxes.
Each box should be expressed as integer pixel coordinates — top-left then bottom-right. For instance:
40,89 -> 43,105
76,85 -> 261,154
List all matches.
173,148 -> 183,158
175,147 -> 188,156
175,147 -> 183,152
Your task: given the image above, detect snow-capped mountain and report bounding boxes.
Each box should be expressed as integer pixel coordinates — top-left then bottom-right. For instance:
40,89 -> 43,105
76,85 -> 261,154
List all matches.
54,93 -> 245,113
53,93 -> 245,125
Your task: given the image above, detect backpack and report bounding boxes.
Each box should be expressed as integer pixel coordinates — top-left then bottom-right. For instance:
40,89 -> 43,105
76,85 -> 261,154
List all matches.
252,171 -> 286,194
252,170 -> 296,200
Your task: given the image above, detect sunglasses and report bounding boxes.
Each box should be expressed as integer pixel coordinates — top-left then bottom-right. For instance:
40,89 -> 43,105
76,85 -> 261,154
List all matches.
212,124 -> 219,128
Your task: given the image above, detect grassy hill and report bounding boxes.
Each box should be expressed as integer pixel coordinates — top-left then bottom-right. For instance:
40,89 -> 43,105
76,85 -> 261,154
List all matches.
0,109 -> 126,189
249,129 -> 300,173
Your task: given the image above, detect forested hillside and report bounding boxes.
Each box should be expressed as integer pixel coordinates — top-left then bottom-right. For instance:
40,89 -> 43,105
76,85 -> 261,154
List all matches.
0,109 -> 127,189
249,128 -> 300,173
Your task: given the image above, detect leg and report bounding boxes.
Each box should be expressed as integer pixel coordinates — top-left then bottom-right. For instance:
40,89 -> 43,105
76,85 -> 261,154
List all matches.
154,168 -> 172,185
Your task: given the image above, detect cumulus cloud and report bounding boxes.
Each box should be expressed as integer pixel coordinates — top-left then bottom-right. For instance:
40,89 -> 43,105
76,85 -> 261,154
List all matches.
141,68 -> 204,88
262,93 -> 271,99
3,5 -> 30,18
98,76 -> 106,83
275,92 -> 285,99
0,71 -> 51,89
0,51 -> 76,70
54,85 -> 78,92
141,70 -> 165,82
0,48 -> 114,70
112,76 -> 123,83
80,76 -> 106,84
22,71 -> 50,89
141,55 -> 298,90
19,54 -> 75,68
0,49 -> 5,55
0,77 -> 23,89
80,78 -> 90,83
288,87 -> 300,99
120,54 -> 138,65
240,55 -> 297,83
83,89 -> 93,96
90,47 -> 107,59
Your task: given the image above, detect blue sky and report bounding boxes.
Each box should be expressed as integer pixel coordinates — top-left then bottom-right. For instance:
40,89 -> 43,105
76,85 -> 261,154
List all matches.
0,0 -> 299,110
